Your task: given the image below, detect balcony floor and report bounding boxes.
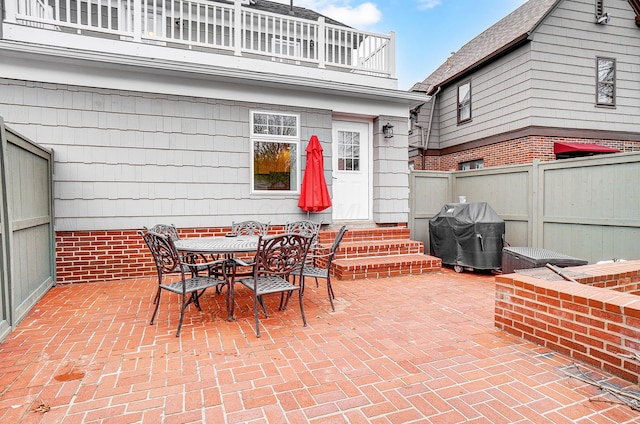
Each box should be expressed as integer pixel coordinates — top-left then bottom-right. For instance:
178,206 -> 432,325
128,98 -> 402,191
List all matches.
0,269 -> 638,423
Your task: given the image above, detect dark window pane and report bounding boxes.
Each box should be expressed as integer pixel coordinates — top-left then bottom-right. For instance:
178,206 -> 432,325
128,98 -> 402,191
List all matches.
253,141 -> 296,191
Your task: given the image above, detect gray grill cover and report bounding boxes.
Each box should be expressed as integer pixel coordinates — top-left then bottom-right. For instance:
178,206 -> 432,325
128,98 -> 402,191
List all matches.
429,202 -> 505,270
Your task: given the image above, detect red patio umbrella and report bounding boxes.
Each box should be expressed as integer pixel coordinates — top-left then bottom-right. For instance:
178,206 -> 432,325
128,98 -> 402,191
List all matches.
298,135 -> 332,213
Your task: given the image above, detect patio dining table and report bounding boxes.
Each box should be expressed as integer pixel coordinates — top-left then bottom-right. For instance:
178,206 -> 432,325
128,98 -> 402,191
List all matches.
174,235 -> 259,320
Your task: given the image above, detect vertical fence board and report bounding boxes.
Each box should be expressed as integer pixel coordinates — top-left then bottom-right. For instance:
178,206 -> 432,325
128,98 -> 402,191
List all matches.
409,153 -> 640,264
0,120 -> 11,341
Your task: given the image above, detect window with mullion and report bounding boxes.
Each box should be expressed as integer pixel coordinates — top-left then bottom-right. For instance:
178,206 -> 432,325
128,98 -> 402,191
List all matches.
596,57 -> 615,106
250,111 -> 299,193
457,80 -> 472,124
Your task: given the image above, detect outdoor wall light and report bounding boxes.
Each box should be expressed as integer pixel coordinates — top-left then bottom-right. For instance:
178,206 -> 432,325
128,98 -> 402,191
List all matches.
383,123 -> 394,138
595,13 -> 610,24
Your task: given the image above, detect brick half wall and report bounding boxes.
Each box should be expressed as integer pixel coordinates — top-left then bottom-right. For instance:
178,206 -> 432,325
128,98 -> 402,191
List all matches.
56,227 -> 235,284
495,260 -> 640,384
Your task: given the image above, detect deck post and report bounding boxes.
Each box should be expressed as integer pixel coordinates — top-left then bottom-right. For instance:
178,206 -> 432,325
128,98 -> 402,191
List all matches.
133,0 -> 142,42
5,0 -> 17,23
387,31 -> 396,79
234,1 -> 242,56
317,16 -> 325,69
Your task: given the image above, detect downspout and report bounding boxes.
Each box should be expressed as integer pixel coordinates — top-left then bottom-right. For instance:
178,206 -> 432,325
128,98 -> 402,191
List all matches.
423,86 -> 441,151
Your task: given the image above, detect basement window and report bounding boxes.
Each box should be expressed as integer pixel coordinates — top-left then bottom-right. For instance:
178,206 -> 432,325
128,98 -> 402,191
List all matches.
459,159 -> 484,170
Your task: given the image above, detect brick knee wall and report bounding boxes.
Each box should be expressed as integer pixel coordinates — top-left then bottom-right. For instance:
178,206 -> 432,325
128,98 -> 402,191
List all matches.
495,261 -> 640,384
55,225 -> 297,284
56,230 -> 156,284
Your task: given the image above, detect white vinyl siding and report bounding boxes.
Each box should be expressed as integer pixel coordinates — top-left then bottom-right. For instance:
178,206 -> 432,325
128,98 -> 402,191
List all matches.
435,47 -> 533,149
528,0 -> 638,128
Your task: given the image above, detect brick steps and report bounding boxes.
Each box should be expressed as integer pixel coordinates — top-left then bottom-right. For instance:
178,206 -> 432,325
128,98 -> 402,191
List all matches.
317,226 -> 441,280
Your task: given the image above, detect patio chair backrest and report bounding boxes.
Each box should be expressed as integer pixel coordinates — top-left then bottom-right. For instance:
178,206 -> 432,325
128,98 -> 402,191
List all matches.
145,231 -> 183,277
253,233 -> 312,278
146,224 -> 180,241
139,229 -> 162,272
231,220 -> 270,236
329,225 -> 348,258
284,220 -> 321,238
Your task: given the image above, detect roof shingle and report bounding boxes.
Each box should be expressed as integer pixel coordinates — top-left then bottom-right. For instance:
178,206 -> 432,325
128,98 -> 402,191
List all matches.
411,0 -> 559,93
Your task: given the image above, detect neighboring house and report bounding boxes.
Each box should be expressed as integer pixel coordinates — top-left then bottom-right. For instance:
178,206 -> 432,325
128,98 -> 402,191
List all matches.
409,0 -> 640,171
0,0 -> 427,283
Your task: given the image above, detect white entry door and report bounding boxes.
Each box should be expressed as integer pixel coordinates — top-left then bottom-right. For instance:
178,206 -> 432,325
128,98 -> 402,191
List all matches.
332,121 -> 371,220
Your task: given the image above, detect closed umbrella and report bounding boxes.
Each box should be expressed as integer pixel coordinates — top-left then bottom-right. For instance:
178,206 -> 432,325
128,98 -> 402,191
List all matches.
298,135 -> 332,214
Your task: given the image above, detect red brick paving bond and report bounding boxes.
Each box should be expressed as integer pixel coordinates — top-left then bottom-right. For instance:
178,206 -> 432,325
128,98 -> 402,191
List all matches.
0,269 -> 638,423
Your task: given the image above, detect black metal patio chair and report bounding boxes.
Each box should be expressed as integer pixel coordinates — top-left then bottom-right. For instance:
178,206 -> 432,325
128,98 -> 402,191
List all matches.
143,230 -> 227,337
144,223 -> 224,279
232,233 -> 312,338
299,225 -> 347,312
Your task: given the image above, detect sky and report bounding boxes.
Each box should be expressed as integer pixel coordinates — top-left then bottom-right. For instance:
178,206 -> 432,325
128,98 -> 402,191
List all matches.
270,0 -> 529,90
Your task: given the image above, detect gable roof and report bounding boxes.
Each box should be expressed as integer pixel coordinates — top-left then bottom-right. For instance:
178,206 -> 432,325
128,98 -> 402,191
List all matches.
411,0 -> 559,94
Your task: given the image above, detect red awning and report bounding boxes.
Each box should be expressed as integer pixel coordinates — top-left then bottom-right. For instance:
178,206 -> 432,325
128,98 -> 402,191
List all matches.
554,142 -> 620,155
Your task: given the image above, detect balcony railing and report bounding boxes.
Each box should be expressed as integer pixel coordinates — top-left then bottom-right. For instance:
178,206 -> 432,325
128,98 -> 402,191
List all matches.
7,0 -> 395,78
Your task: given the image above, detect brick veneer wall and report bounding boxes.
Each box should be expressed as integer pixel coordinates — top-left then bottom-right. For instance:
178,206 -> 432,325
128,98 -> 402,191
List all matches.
495,260 -> 640,384
56,227 -> 237,284
55,225 -> 411,284
412,135 -> 640,171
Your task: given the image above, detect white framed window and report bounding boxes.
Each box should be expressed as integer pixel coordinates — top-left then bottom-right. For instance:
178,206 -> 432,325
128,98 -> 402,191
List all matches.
250,111 -> 300,193
596,57 -> 615,106
457,80 -> 472,124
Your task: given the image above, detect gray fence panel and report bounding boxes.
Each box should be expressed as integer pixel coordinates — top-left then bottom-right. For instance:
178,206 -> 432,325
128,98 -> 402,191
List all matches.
409,152 -> 640,264
0,122 -> 10,341
539,154 -> 640,263
0,120 -> 55,340
454,165 -> 532,247
409,171 -> 451,253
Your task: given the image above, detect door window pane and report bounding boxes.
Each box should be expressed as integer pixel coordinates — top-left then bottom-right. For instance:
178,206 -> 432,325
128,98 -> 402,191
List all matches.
337,131 -> 360,171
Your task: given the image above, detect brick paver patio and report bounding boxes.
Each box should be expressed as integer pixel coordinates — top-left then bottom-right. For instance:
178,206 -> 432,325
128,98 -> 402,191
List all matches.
0,269 -> 638,423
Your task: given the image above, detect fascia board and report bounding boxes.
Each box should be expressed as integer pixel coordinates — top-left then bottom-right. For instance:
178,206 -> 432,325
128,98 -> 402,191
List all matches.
0,40 -> 427,109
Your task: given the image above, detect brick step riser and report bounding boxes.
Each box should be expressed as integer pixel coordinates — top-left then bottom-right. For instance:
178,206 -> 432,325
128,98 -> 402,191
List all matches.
337,244 -> 424,259
332,257 -> 442,280
318,228 -> 411,244
314,241 -> 424,261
